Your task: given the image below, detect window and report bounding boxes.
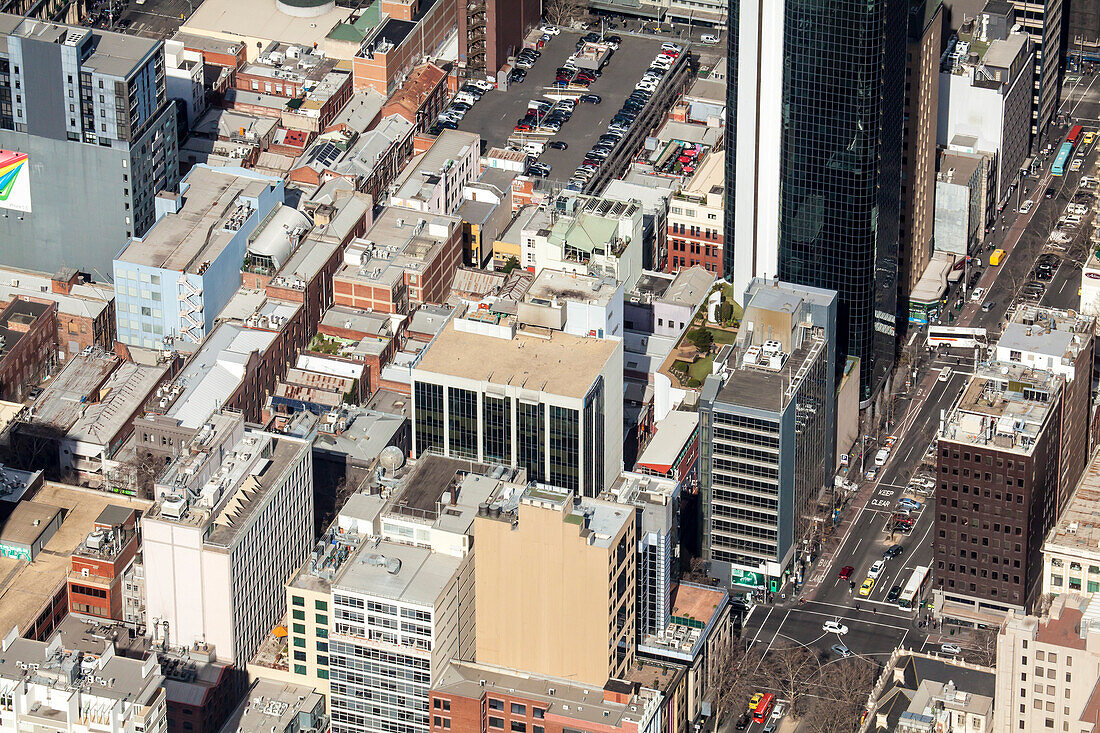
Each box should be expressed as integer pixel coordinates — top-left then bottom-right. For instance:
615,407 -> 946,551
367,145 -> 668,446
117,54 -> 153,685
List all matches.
511,703 -> 526,716
488,699 -> 504,711
292,609 -> 305,621
293,637 -> 305,648
315,600 -> 328,611
292,596 -> 304,607
511,724 -> 526,733
293,664 -> 306,675
489,717 -> 504,730
292,623 -> 305,634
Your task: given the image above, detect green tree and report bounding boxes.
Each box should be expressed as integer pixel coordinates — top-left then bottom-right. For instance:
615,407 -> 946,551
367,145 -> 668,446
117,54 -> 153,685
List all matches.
718,301 -> 734,323
501,256 -> 520,274
688,328 -> 714,352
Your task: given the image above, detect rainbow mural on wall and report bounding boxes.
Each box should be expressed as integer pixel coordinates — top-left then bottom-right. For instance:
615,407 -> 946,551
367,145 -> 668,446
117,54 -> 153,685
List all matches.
0,150 -> 31,213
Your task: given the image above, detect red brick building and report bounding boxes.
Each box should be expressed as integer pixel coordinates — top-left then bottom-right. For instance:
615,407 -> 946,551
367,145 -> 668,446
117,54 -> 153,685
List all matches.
0,267 -> 115,363
381,62 -> 448,134
68,506 -> 140,620
457,0 -> 540,76
0,299 -> 57,401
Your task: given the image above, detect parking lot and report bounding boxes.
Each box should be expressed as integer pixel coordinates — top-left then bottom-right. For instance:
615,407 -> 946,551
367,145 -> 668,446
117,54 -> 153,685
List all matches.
454,30 -> 679,184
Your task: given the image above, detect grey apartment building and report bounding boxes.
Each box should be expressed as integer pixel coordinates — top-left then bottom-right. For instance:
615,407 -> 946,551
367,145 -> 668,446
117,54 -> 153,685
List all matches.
0,15 -> 178,277
699,279 -> 837,593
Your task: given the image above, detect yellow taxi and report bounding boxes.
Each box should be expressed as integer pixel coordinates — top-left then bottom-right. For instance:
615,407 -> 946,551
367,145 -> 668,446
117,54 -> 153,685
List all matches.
748,693 -> 763,712
859,578 -> 876,597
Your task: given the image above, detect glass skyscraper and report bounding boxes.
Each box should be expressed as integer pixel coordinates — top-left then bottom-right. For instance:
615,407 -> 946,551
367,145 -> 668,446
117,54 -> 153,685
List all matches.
725,0 -> 907,402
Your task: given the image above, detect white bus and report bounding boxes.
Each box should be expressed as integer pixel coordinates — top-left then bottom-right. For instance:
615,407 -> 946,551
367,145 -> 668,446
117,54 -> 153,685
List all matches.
898,566 -> 931,610
927,326 -> 987,351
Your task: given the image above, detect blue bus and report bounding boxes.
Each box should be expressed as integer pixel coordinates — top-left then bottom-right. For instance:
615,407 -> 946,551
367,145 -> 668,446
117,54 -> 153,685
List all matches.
1052,141 -> 1074,176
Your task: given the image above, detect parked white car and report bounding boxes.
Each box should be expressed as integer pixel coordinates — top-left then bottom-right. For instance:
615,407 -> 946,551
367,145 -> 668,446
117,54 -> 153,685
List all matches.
539,24 -> 560,35
701,33 -> 720,44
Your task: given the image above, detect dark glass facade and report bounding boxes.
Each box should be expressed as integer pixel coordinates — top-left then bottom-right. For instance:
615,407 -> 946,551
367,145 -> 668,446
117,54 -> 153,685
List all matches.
517,401 -> 545,483
549,405 -> 580,493
583,379 -> 605,498
483,394 -> 511,463
722,0 -> 739,281
447,387 -> 479,460
414,382 -> 444,456
726,0 -> 905,401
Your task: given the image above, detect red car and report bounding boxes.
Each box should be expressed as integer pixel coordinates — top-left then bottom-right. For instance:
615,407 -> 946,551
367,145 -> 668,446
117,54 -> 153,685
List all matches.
838,566 -> 854,580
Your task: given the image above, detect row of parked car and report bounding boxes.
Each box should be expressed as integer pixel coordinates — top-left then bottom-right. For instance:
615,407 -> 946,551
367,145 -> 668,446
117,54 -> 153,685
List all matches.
566,43 -> 681,192
427,78 -> 494,136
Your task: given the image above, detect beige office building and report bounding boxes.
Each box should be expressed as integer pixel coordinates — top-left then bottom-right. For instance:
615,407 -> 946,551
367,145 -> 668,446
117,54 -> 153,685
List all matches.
474,483 -> 636,687
994,594 -> 1100,732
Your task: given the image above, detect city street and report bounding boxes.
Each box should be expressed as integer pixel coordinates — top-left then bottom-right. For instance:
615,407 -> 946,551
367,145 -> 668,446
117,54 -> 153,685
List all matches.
736,68 -> 1100,732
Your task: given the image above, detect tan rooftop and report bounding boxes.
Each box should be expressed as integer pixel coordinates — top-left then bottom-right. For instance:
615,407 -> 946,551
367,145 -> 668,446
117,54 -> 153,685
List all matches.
415,319 -> 619,399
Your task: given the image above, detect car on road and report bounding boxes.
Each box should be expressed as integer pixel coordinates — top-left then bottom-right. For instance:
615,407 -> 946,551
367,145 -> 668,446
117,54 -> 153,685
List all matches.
839,565 -> 854,580
939,367 -> 951,382
981,300 -> 996,313
831,643 -> 852,658
734,714 -> 749,731
868,560 -> 886,579
970,286 -> 985,301
883,545 -> 904,559
859,578 -> 876,597
763,717 -> 779,733
874,448 -> 890,466
701,33 -> 721,44
886,585 -> 903,602
1071,158 -> 1083,172
823,620 -> 849,635
1046,186 -> 1057,199
1018,199 -> 1034,214
898,498 -> 922,511
748,693 -> 763,712
941,643 -> 962,655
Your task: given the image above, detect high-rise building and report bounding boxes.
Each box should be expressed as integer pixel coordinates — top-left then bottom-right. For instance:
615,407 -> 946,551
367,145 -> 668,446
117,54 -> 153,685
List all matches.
411,303 -> 623,498
900,0 -> 944,320
724,0 -> 906,402
0,15 -> 179,277
1005,0 -> 1065,140
698,279 -> 837,592
474,483 -> 637,687
143,413 -> 314,665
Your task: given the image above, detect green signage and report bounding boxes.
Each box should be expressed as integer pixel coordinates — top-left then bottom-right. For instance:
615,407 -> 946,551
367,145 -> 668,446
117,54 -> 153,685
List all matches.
732,569 -> 764,589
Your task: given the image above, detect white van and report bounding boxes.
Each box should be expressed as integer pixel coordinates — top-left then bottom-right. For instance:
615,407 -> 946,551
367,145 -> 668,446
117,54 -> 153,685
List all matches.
520,142 -> 545,156
874,448 -> 890,467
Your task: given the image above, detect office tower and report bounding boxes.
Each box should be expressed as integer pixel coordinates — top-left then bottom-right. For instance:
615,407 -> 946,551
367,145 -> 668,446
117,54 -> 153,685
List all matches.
724,0 -> 906,402
899,1 -> 944,319
143,414 -> 314,665
411,303 -> 623,497
938,4 -> 1034,205
933,362 -> 1074,619
1067,0 -> 1100,64
0,15 -> 179,277
474,483 -> 637,687
1005,0 -> 1065,140
698,279 -> 837,592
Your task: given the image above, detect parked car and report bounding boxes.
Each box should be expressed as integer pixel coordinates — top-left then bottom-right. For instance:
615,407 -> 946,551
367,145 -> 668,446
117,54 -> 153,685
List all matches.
941,643 -> 962,655
898,498 -> 922,511
701,33 -> 721,44
539,24 -> 559,35
970,286 -> 985,301
831,644 -> 852,658
580,94 -> 602,104
548,140 -> 568,150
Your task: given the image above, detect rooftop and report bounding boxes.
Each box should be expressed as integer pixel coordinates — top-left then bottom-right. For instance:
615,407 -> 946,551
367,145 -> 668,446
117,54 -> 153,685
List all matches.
1047,453 -> 1100,555
117,166 -> 281,274
312,405 -> 406,464
998,305 -> 1094,368
7,16 -> 157,77
940,362 -> 1061,455
0,483 -> 151,637
181,0 -> 354,58
391,130 -> 479,205
221,678 -> 325,733
414,318 -> 620,399
23,351 -> 120,434
337,207 -> 460,286
434,660 -> 660,729
0,267 -> 113,321
333,537 -> 461,606
525,269 -> 617,308
66,361 -> 168,445
636,411 -> 698,474
156,322 -> 278,430
0,300 -> 52,360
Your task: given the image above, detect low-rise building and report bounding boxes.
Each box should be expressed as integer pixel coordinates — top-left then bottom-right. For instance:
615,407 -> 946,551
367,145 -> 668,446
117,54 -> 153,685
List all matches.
0,299 -> 57,402
231,43 -> 352,133
67,505 -> 141,622
379,62 -> 448,134
935,149 -> 993,257
520,268 -> 624,339
666,152 -> 724,275
0,630 -> 168,733
390,130 -> 481,217
529,196 -> 644,291
114,165 -> 285,348
1043,451 -> 1100,599
334,207 -> 463,315
0,267 -> 115,363
221,679 -> 328,733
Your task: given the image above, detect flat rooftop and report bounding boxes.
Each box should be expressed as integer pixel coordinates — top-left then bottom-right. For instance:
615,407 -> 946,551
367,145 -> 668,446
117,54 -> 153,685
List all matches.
180,0 -> 354,58
525,269 -> 617,308
0,266 -> 113,321
333,537 -> 461,606
415,319 -> 619,400
0,300 -> 51,360
636,411 -> 698,473
709,332 -> 827,413
223,679 -> 323,733
941,362 -> 1061,455
999,305 -> 1094,364
5,17 -> 157,77
116,166 -> 279,274
0,483 -> 151,637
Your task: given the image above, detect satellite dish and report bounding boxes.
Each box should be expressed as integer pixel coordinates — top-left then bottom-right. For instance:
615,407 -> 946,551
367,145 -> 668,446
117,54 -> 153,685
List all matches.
380,446 -> 405,476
